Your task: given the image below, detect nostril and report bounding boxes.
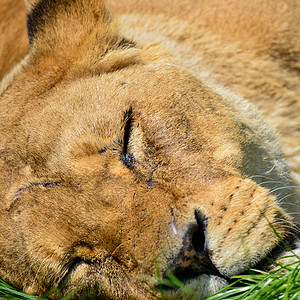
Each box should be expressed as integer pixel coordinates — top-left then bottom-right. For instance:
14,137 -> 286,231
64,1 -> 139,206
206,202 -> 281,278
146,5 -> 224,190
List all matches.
191,227 -> 205,253
192,211 -> 208,253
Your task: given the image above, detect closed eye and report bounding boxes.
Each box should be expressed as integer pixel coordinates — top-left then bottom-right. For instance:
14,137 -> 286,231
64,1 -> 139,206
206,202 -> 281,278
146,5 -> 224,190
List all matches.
14,181 -> 60,197
122,108 -> 135,168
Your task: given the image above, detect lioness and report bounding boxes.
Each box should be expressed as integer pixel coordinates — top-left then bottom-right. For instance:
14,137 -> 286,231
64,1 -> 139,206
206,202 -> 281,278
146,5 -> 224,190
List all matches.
0,0 -> 299,299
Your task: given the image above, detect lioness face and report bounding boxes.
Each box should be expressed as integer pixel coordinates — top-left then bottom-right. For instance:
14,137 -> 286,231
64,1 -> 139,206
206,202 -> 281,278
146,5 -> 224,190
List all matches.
0,0 -> 299,299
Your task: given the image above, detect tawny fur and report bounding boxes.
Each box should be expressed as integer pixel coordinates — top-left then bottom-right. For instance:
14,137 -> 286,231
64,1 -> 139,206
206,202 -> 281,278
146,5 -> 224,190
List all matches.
0,0 -> 299,299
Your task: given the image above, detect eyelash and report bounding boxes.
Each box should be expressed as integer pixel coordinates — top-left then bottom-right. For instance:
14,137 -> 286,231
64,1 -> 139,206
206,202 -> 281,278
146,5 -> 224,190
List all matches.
98,109 -> 135,168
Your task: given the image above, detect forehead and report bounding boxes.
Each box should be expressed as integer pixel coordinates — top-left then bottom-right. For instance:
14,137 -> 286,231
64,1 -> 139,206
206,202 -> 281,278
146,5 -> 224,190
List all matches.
58,63 -> 239,129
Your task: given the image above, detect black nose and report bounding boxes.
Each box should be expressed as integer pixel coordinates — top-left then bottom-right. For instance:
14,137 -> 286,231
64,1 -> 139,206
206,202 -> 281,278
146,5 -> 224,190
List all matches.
166,211 -> 220,281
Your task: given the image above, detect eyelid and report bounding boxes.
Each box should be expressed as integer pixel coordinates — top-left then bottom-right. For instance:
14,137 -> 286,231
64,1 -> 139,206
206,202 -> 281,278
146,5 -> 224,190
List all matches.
98,148 -> 107,154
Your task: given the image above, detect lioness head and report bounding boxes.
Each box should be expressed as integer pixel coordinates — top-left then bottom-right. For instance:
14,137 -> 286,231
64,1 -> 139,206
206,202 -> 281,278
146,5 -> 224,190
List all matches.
0,0 -> 299,299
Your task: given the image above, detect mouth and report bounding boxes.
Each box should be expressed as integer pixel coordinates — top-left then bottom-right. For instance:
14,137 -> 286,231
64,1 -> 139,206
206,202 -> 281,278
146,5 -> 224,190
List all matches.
163,252 -> 229,285
155,246 -> 231,298
157,224 -> 300,297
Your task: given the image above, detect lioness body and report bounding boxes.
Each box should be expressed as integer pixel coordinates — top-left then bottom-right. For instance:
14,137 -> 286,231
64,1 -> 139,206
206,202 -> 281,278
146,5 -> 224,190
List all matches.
0,0 -> 299,299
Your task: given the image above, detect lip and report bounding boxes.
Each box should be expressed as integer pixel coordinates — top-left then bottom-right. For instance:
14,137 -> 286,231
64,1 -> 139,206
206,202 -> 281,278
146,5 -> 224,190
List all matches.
166,252 -> 229,283
156,273 -> 230,300
157,272 -> 230,293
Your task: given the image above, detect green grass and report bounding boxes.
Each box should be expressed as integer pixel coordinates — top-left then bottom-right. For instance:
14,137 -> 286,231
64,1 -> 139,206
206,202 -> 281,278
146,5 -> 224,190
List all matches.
0,279 -> 41,300
1,253 -> 299,300
0,280 -> 76,300
154,253 -> 300,300
205,256 -> 300,300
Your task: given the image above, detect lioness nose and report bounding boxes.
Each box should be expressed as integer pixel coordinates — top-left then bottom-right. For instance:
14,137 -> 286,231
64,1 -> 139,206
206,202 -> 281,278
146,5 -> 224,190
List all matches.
168,211 -> 220,279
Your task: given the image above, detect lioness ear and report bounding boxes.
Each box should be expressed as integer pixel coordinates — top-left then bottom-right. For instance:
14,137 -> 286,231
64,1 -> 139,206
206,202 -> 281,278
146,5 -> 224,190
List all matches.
25,0 -> 114,50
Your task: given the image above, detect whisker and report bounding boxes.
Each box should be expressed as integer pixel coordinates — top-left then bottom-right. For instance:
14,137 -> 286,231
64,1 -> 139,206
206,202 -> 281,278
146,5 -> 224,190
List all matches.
250,190 -> 269,204
31,258 -> 47,290
276,193 -> 293,203
15,260 -> 36,283
264,164 -> 276,175
258,181 -> 281,185
280,203 -> 300,209
14,247 -> 36,266
268,187 -> 298,197
248,175 -> 275,181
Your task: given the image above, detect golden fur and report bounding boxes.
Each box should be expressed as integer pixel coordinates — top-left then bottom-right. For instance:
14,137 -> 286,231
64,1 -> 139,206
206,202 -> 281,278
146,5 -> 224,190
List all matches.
0,0 -> 299,299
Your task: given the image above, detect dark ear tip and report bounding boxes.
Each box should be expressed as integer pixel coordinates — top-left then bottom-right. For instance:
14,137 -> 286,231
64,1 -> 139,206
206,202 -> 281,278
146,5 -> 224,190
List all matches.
25,0 -> 48,45
26,11 -> 35,45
